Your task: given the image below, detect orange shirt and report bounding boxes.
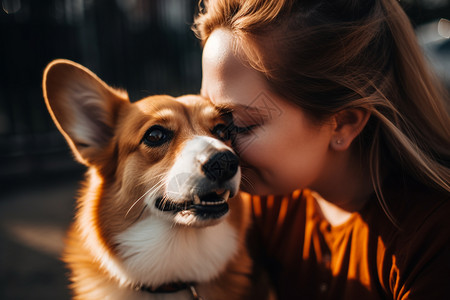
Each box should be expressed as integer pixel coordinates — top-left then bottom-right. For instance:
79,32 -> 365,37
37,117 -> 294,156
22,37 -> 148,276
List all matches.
244,177 -> 450,299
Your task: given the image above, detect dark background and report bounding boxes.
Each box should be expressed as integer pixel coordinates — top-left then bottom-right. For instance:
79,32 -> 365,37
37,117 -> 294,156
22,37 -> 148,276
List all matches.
0,0 -> 449,299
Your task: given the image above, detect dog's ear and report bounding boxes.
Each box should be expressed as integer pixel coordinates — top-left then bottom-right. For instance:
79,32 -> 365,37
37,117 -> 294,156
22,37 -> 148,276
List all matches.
43,59 -> 129,166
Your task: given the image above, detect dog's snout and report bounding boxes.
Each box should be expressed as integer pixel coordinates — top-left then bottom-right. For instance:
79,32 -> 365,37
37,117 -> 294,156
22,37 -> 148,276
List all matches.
201,150 -> 239,183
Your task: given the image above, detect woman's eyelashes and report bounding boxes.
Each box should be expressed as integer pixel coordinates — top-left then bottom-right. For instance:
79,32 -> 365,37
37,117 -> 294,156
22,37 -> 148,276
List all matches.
234,124 -> 258,134
219,110 -> 261,136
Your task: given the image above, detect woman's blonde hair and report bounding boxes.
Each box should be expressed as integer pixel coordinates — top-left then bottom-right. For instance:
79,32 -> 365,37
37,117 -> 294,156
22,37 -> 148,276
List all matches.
193,0 -> 450,224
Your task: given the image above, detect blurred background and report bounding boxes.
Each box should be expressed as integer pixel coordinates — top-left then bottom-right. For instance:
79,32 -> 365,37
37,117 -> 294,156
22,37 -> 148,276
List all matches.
0,0 -> 449,299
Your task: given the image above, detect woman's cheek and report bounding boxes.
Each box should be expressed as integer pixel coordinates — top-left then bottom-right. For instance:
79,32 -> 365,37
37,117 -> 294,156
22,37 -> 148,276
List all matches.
235,136 -> 258,163
236,134 -> 271,169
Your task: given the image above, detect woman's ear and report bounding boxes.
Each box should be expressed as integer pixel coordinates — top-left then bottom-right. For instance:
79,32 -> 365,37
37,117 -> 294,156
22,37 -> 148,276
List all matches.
330,108 -> 371,151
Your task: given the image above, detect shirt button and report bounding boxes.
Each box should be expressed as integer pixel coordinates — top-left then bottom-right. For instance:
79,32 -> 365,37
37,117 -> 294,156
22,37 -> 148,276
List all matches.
319,282 -> 328,293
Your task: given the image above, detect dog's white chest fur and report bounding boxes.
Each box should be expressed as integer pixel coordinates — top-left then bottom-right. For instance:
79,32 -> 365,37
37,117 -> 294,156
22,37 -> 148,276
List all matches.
115,217 -> 239,287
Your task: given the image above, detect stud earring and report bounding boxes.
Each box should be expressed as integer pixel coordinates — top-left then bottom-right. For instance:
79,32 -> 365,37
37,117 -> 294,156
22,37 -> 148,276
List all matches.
336,139 -> 342,145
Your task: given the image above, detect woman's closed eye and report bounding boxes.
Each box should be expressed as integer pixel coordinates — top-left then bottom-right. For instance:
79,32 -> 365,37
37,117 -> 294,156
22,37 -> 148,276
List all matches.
218,108 -> 262,136
234,124 -> 259,135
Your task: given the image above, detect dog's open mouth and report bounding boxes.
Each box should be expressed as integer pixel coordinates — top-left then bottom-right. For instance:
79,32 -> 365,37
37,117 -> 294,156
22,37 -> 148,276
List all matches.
155,189 -> 230,219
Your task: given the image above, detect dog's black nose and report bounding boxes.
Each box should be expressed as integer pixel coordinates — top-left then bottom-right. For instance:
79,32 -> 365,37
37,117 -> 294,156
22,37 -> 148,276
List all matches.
202,150 -> 239,182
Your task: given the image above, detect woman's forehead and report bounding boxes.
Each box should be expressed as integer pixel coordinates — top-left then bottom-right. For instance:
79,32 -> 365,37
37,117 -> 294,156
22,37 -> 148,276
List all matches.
202,29 -> 270,109
202,29 -> 247,84
202,29 -> 236,67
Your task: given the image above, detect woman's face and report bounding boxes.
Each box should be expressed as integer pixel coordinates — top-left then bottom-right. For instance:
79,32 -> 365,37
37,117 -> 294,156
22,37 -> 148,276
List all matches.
201,29 -> 336,195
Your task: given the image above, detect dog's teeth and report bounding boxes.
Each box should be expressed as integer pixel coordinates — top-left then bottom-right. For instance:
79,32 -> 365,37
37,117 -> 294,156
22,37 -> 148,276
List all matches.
193,194 -> 201,204
222,190 -> 230,200
200,200 -> 226,205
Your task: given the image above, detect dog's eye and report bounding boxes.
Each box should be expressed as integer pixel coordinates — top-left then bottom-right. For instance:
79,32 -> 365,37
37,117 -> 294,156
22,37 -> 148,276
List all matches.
142,125 -> 173,147
212,124 -> 231,141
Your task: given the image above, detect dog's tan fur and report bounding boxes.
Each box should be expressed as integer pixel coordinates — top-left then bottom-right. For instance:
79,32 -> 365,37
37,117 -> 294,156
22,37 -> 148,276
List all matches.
43,60 -> 258,300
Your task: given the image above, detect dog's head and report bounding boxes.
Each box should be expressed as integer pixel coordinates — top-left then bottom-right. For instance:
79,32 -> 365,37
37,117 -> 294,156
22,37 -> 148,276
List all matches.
43,60 -> 240,229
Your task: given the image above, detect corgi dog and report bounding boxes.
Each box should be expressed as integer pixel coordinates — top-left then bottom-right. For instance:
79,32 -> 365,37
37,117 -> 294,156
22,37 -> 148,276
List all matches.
42,60 -> 255,300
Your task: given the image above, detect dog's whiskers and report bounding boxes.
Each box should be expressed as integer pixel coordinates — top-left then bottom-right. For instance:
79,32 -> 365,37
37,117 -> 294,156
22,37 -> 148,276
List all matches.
125,176 -> 167,218
160,194 -> 172,211
240,170 -> 256,193
241,175 -> 253,187
129,204 -> 148,224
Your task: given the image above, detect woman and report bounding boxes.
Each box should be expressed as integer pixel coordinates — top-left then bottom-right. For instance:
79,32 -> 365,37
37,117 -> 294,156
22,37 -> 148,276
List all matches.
194,0 -> 450,299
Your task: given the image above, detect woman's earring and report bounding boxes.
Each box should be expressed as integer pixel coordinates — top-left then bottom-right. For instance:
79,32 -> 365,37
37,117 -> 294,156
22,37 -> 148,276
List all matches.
336,138 -> 342,145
